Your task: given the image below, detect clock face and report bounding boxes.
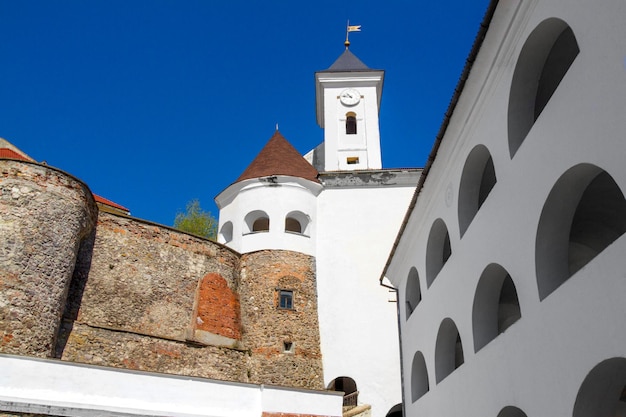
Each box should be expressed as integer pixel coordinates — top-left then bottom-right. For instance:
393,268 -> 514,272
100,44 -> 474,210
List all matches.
339,89 -> 360,106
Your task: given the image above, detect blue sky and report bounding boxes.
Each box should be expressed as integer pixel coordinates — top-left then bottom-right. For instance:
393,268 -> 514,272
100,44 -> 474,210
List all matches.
0,0 -> 490,226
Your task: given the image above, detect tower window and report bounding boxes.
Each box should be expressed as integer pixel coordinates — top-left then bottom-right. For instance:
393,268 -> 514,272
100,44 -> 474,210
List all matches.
283,341 -> 294,353
346,112 -> 357,135
252,217 -> 269,232
278,290 -> 293,309
347,157 -> 359,165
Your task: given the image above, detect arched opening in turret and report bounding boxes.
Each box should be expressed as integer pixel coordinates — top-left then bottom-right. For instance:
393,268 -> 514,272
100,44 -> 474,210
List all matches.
328,376 -> 358,410
284,211 -> 310,236
252,218 -> 269,232
244,210 -> 270,234
218,221 -> 233,243
285,218 -> 301,233
346,112 -> 357,135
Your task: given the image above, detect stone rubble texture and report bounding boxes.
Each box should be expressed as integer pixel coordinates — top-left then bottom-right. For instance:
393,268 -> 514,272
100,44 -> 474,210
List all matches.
0,159 -> 324,390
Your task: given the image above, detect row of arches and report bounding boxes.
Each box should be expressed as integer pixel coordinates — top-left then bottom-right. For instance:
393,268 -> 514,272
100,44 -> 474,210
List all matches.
462,17 -> 580,237
405,17 -> 625,412
410,263 -> 521,401
413,355 -> 626,416
407,162 -> 626,320
219,210 -> 311,243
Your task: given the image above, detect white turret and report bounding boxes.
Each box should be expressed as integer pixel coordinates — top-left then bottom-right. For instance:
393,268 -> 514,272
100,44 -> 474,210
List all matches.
215,131 -> 321,256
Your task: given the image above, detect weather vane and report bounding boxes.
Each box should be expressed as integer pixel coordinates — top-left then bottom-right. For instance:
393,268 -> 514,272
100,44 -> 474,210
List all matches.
345,20 -> 361,48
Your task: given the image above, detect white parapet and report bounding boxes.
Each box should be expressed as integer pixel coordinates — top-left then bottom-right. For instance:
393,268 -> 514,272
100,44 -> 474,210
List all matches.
0,354 -> 343,417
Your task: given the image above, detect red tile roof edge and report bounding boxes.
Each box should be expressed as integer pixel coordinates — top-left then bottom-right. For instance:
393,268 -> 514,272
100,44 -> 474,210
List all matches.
93,194 -> 130,213
0,148 -> 31,161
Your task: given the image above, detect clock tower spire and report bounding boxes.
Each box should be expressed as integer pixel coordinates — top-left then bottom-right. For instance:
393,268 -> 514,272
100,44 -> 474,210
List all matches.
314,43 -> 384,171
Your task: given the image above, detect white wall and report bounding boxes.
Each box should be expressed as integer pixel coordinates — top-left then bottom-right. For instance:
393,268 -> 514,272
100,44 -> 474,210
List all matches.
216,176 -> 322,256
316,183 -> 415,417
0,354 -> 343,417
316,72 -> 384,171
386,0 -> 626,415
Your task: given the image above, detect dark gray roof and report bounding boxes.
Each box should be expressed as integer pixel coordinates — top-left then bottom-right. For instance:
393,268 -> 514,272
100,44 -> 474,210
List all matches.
321,48 -> 371,72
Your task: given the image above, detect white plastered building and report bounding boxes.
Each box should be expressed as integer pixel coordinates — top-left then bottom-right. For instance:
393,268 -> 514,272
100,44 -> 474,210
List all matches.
217,46 -> 421,417
382,0 -> 626,416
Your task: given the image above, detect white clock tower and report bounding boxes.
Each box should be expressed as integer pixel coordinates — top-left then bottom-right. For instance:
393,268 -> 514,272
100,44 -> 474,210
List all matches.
314,45 -> 384,171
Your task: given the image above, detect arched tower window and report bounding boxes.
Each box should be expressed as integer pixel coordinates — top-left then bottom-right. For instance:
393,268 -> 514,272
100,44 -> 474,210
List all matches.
426,219 -> 452,288
508,18 -> 579,158
405,267 -> 421,319
252,218 -> 269,232
536,164 -> 626,300
284,211 -> 310,236
244,210 -> 270,234
458,145 -> 497,237
472,264 -> 521,352
285,218 -> 301,233
346,112 -> 357,135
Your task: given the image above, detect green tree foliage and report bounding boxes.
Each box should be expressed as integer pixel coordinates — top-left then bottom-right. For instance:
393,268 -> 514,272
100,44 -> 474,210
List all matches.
173,199 -> 217,240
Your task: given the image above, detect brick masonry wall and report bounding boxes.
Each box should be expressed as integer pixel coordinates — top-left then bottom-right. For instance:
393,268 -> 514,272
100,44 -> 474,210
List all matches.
0,163 -> 326,389
240,250 -> 324,389
194,272 -> 241,340
71,212 -> 239,341
58,212 -> 248,381
0,160 -> 97,358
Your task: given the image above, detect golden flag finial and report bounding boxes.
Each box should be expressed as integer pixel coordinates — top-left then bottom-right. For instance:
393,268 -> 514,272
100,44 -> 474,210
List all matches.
345,20 -> 361,49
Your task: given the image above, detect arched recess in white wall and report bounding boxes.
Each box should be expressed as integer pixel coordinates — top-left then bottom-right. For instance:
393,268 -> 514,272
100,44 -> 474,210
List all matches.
508,18 -> 579,158
426,219 -> 452,288
536,164 -> 626,300
385,404 -> 403,417
218,221 -> 233,243
410,351 -> 429,402
405,267 -> 421,320
284,210 -> 310,236
472,264 -> 521,352
572,357 -> 626,417
244,210 -> 270,234
458,145 -> 497,237
435,318 -> 464,383
327,376 -> 358,408
497,406 -> 528,417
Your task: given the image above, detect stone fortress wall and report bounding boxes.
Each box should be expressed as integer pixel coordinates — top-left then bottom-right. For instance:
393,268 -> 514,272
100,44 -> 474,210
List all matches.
0,158 -> 323,390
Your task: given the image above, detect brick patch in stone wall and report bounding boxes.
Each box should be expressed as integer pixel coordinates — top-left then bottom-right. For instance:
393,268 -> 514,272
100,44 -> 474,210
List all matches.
194,273 -> 241,340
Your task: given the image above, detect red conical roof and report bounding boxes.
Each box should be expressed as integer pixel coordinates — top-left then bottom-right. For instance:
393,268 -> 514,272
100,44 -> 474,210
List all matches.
236,131 -> 319,183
